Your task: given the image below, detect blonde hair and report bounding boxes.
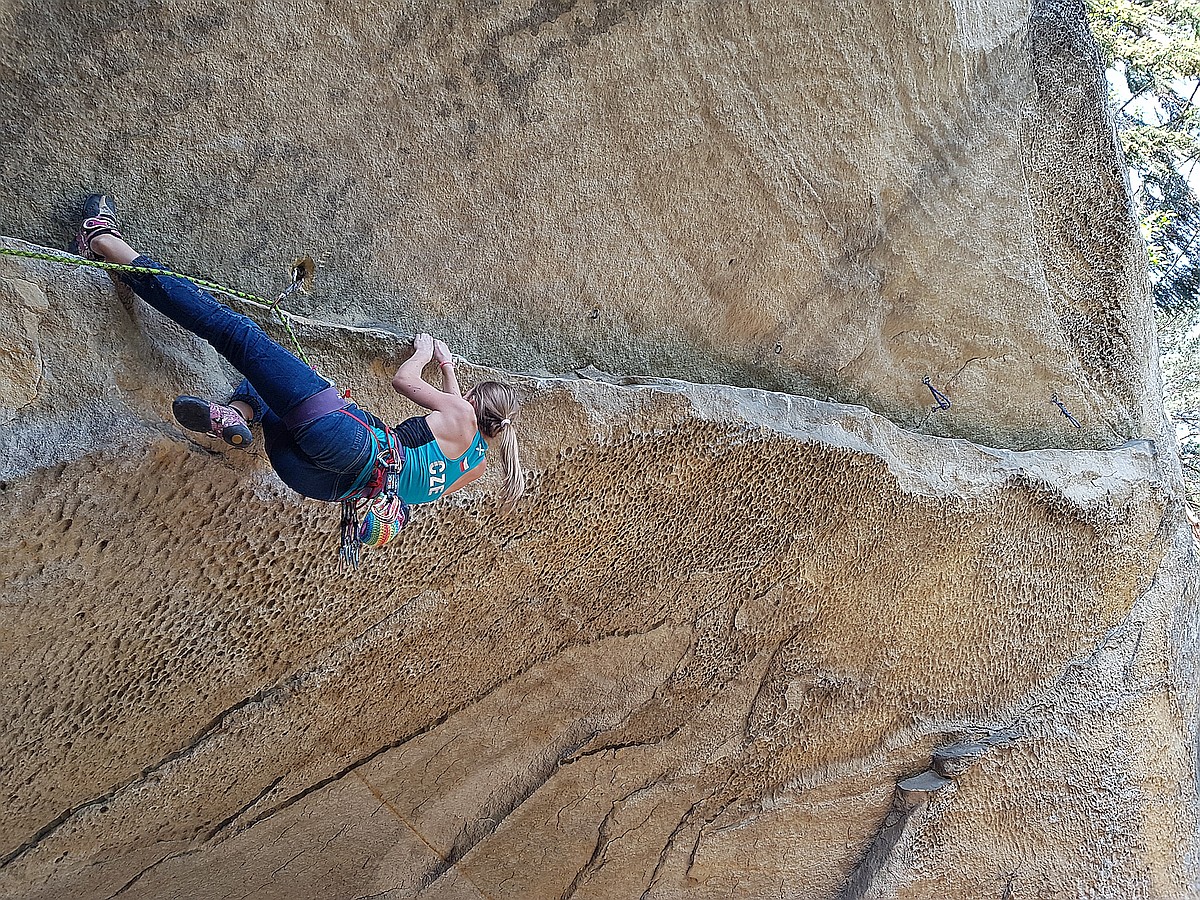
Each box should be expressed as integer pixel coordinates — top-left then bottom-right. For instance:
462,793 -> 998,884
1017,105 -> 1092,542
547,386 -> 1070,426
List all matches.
472,381 -> 525,511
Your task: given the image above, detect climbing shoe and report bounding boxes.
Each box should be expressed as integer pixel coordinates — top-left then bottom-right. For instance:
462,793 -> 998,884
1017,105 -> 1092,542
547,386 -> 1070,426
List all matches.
71,193 -> 123,260
172,396 -> 254,448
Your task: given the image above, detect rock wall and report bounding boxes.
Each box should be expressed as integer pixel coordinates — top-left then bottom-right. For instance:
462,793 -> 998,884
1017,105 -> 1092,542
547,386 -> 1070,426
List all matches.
1,0 -> 1198,899
0,0 -> 1159,450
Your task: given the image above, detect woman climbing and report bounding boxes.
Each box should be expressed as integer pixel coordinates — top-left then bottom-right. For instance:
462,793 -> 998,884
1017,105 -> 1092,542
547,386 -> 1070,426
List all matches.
73,194 -> 525,560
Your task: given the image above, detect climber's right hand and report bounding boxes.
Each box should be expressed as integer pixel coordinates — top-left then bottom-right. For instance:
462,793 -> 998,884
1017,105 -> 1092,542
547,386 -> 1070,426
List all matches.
432,339 -> 452,365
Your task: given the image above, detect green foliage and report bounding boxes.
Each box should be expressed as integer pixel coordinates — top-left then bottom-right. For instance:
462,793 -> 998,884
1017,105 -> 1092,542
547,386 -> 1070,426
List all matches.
1120,122 -> 1199,171
1157,310 -> 1200,502
1141,207 -> 1176,264
1087,0 -> 1200,309
1088,1 -> 1200,497
1088,0 -> 1200,78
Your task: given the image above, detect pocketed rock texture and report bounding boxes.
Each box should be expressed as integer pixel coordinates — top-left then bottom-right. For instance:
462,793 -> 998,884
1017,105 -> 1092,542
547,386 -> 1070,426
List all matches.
0,0 -> 1161,451
2,0 -> 1200,899
0,248 -> 1198,900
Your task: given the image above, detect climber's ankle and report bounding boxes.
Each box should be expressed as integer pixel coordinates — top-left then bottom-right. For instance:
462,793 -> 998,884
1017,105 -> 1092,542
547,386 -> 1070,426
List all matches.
230,399 -> 255,423
89,233 -> 139,265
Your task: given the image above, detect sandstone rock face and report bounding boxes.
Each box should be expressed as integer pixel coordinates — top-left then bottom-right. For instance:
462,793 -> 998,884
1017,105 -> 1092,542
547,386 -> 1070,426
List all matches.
1,1 -> 1197,899
0,0 -> 1158,451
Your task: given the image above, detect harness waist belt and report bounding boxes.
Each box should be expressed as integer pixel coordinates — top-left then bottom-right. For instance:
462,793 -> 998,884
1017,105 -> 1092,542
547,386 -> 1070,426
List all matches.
281,386 -> 350,431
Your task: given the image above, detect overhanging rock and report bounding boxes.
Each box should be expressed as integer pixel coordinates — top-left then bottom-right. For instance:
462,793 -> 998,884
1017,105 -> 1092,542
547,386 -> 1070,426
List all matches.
0,253 -> 1197,898
2,0 -> 1198,896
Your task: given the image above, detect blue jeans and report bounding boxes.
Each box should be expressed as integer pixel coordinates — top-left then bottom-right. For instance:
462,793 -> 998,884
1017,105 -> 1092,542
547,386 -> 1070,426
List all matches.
122,256 -> 377,501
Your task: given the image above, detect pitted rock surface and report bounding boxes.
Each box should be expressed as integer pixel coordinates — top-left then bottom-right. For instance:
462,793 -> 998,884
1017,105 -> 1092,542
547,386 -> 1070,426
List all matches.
0,250 -> 1197,898
2,1 -> 1199,899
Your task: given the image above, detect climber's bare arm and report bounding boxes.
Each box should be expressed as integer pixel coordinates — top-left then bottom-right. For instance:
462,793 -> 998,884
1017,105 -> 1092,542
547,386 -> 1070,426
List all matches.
432,339 -> 462,397
392,334 -> 466,414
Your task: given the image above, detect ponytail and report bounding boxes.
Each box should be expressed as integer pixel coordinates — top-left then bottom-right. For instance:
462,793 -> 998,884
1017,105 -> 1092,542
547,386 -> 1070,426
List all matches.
493,419 -> 525,512
472,381 -> 526,512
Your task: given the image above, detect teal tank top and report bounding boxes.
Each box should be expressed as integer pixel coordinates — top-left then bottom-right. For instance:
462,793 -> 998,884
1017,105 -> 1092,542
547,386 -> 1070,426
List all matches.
396,430 -> 488,505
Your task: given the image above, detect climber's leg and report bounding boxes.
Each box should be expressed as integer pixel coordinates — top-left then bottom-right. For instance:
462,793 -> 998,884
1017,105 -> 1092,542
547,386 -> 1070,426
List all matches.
118,257 -> 329,416
79,196 -> 329,419
81,196 -> 376,499
227,378 -> 265,423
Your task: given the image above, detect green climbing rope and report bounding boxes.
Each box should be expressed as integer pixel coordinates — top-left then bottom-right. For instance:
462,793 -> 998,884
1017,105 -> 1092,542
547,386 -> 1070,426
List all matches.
0,245 -> 314,366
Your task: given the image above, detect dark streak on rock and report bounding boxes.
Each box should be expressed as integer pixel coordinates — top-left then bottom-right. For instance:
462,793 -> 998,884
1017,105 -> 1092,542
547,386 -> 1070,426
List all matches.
6,608 -> 609,870
224,687 -> 519,838
104,848 -> 199,900
418,723 -> 601,891
204,776 -> 285,842
563,735 -> 668,764
510,0 -> 579,35
560,778 -> 663,900
217,627 -> 673,842
182,6 -> 233,39
469,0 -> 665,109
1,674 -> 296,869
564,606 -> 751,765
835,788 -> 929,900
638,792 -> 719,900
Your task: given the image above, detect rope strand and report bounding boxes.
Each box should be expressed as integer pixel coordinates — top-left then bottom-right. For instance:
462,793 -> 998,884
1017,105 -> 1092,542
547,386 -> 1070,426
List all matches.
0,245 -> 313,365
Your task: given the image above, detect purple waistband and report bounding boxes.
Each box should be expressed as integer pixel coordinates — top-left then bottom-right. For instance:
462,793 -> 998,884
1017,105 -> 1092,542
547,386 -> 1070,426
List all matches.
281,385 -> 350,431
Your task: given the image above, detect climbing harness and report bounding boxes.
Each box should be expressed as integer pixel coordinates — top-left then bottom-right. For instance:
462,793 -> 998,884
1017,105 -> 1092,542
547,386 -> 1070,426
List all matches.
0,243 -> 412,566
286,381 -> 410,566
0,245 -> 315,366
1050,393 -> 1082,429
922,376 -> 952,411
334,407 -> 409,569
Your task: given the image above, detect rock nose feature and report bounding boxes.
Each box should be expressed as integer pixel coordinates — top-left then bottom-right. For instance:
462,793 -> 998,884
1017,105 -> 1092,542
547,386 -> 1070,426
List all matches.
1,1 -> 1197,899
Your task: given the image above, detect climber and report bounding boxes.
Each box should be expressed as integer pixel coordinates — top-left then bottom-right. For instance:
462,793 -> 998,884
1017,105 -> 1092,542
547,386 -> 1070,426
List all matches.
72,194 -> 526,523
